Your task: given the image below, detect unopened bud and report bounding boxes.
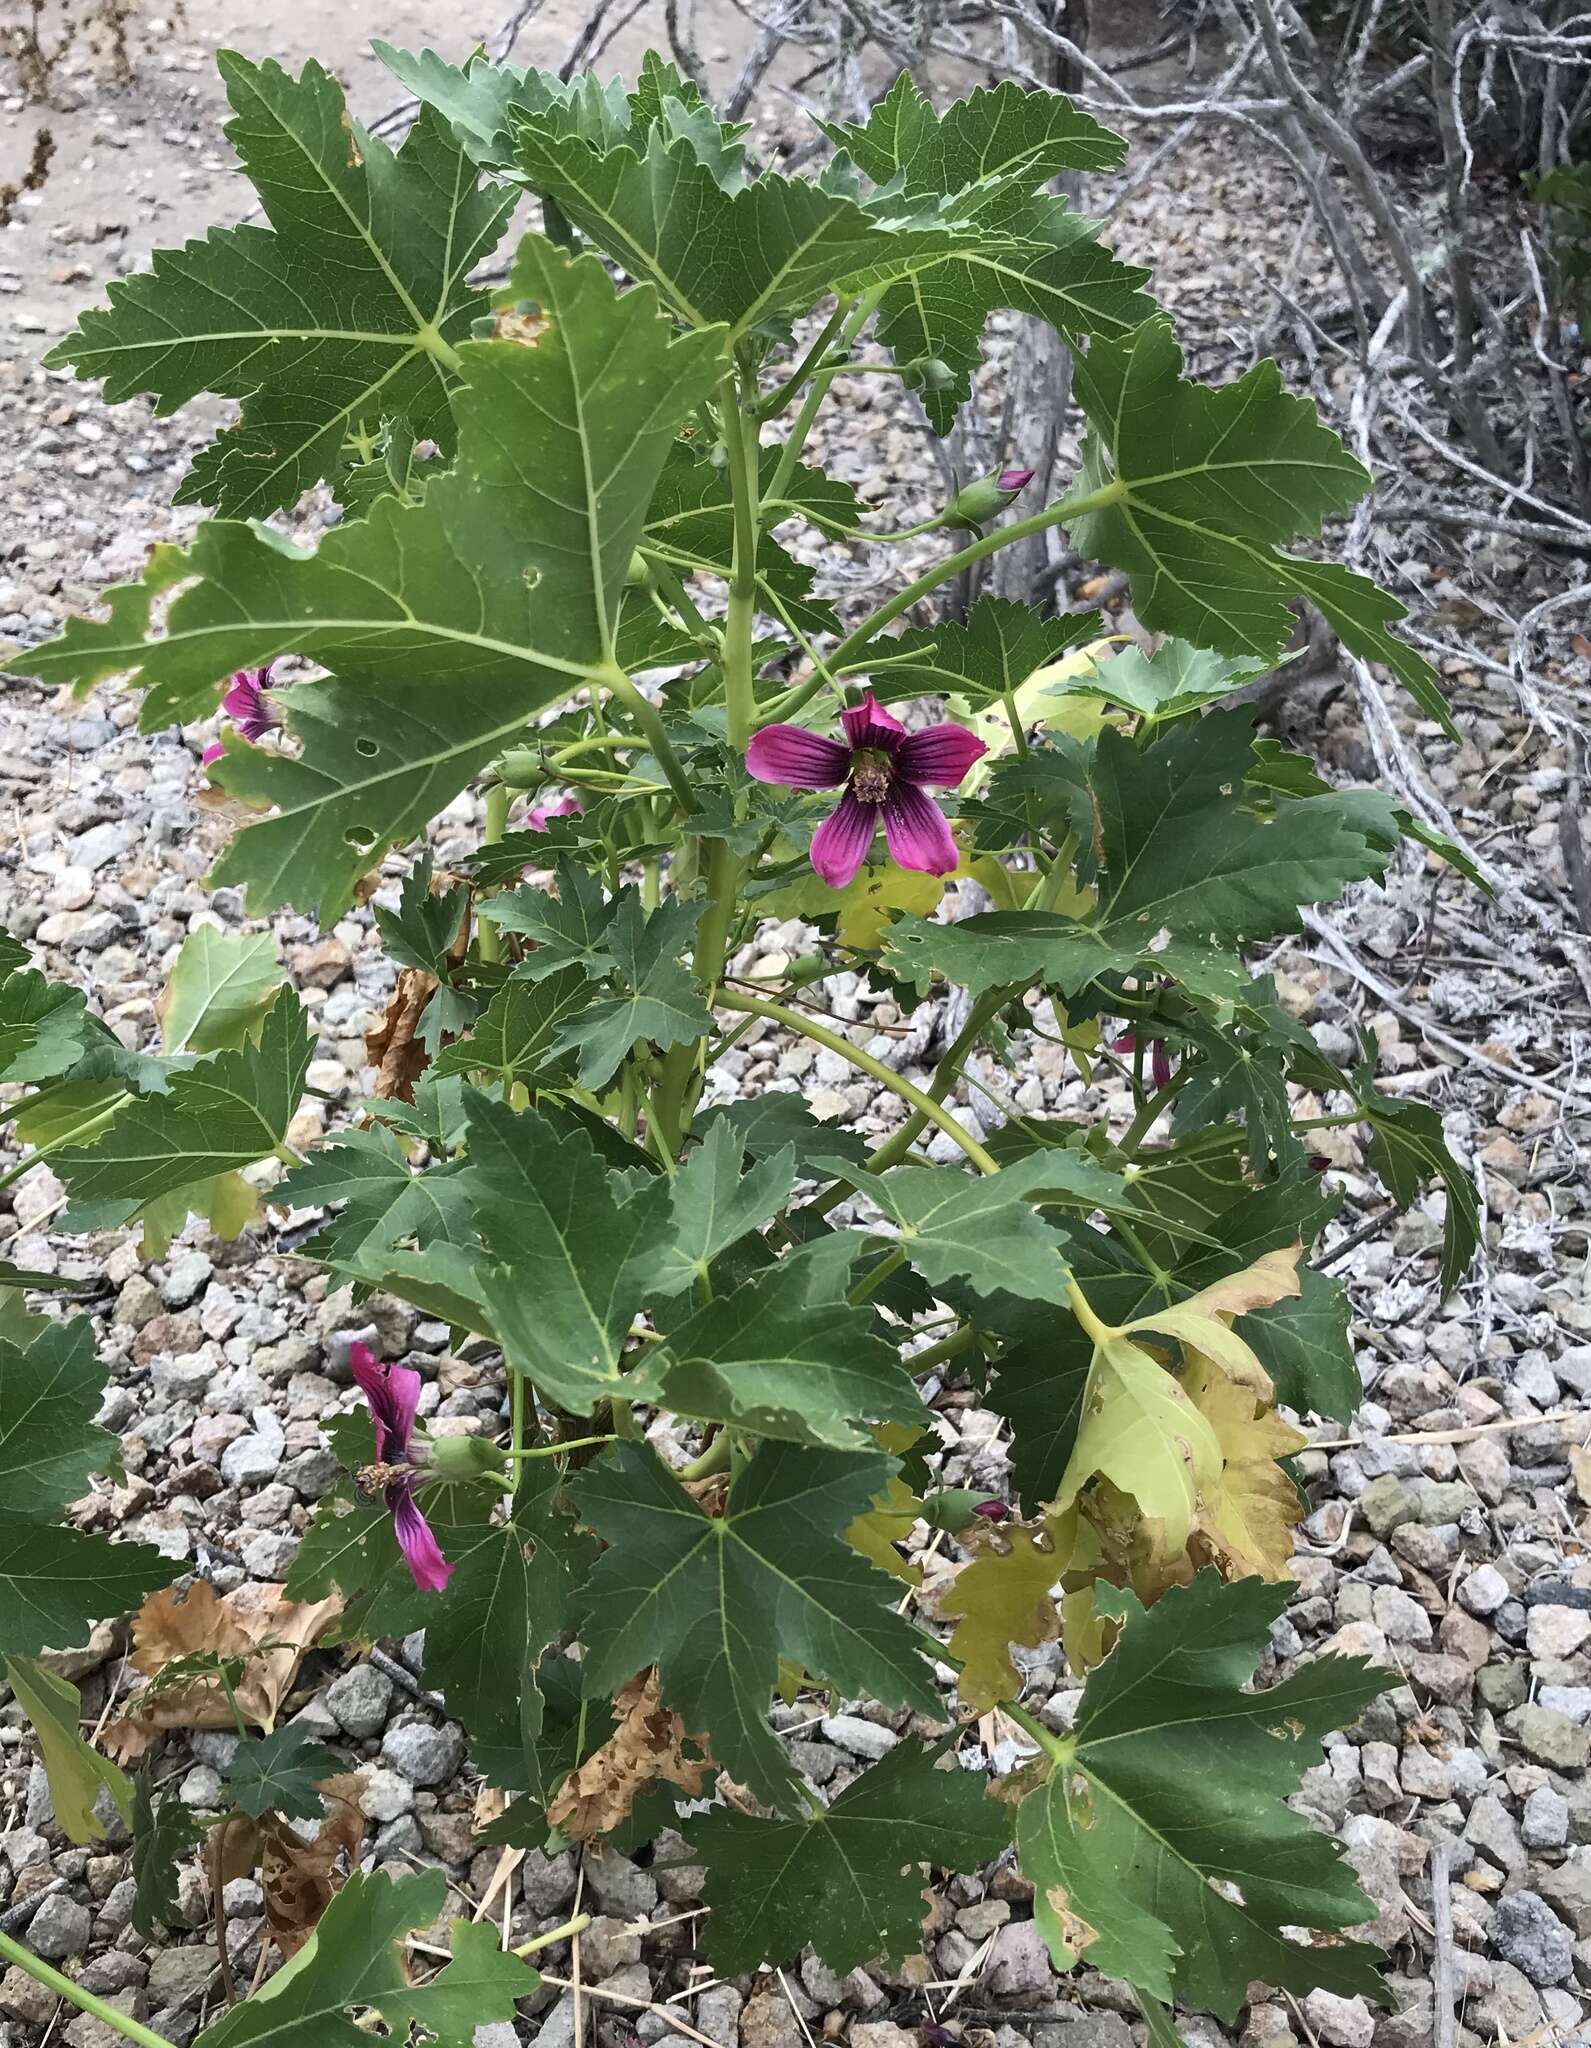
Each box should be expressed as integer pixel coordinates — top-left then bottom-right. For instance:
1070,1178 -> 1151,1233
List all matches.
919,1488 -> 1009,1533
903,357 -> 956,392
426,1434 -> 508,1482
625,549 -> 654,592
942,465 -> 1035,528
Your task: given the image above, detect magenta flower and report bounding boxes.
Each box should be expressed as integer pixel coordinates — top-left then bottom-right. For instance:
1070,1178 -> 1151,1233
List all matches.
348,1342 -> 454,1594
526,791 -> 582,833
970,1499 -> 1013,1523
999,466 -> 1036,493
746,692 -> 986,889
202,666 -> 282,767
1111,1032 -> 1174,1093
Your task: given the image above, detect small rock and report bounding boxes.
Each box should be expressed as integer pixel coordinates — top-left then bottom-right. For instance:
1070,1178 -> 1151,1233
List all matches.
521,1848 -> 577,1915
738,1988 -> 804,2048
1491,1889 -> 1573,1986
26,1893 -> 92,1960
1301,1990 -> 1373,2048
145,1945 -> 218,2009
65,1989 -> 151,2048
1359,1475 -> 1418,1539
220,1426 -> 284,1488
1527,1605 -> 1591,1660
160,1252 -> 212,1307
1522,1786 -> 1570,1849
325,1663 -> 394,1738
380,1718 -> 464,1787
851,2027 -> 920,2048
1511,1704 -> 1591,1770
580,1916 -> 641,1979
583,1845 -> 658,1918
819,1713 -> 898,1761
358,1768 -> 415,1822
1458,1564 -> 1510,1616
1535,1858 -> 1591,1937
0,1964 -> 59,2026
986,1918 -> 1056,1997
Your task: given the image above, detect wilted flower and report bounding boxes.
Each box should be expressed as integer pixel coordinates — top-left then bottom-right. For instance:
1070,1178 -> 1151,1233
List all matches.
746,692 -> 985,890
526,791 -> 583,834
202,666 -> 282,767
349,1342 -> 454,1594
1111,1031 -> 1174,1093
943,465 -> 1035,528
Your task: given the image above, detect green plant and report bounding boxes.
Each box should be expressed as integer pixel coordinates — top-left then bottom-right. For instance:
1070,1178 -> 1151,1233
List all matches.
0,44 -> 1478,2046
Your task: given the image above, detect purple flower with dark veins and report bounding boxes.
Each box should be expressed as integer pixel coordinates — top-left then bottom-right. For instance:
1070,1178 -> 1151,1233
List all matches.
746,691 -> 986,890
349,1342 -> 454,1594
202,666 -> 282,768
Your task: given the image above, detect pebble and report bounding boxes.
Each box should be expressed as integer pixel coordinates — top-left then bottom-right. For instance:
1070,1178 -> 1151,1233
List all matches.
1526,1604 -> 1591,1659
1457,1563 -> 1510,1616
358,1768 -> 415,1822
1300,1991 -> 1373,2048
1491,1889 -> 1574,1985
819,1714 -> 899,1761
26,1894 -> 92,1960
985,1919 -> 1056,1997
325,1663 -> 395,1738
380,1719 -> 464,1787
1521,1786 -> 1570,1848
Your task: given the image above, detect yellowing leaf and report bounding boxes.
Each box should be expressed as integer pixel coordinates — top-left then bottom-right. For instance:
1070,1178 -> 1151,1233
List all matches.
1125,1244 -> 1303,1400
1055,1334 -> 1221,1558
937,1516 -> 1069,1712
1182,1358 -> 1306,1582
760,858 -> 949,949
847,1475 -> 923,1588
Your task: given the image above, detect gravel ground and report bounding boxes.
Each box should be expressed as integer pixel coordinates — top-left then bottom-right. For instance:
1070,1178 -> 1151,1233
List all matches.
3,9 -> 1591,2048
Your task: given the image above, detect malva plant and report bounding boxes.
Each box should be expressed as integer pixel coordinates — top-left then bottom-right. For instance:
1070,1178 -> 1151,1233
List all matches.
0,42 -> 1481,2048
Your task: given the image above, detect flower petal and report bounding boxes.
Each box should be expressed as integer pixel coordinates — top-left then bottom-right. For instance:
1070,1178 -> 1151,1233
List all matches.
349,1342 -> 422,1464
882,780 -> 959,875
894,722 -> 988,788
221,668 -> 278,742
201,741 -> 225,767
809,790 -> 879,888
745,724 -> 850,789
840,692 -> 906,753
527,792 -> 583,832
390,1482 -> 454,1593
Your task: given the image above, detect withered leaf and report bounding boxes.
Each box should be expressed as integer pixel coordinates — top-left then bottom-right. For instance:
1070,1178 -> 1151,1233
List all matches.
547,1668 -> 711,1844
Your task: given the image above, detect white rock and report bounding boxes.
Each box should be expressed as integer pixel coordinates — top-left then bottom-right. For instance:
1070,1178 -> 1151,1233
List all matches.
1526,1605 -> 1591,1661
1302,1991 -> 1374,2048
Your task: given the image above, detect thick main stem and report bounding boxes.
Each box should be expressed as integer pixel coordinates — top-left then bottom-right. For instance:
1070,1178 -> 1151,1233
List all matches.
0,1930 -> 176,2048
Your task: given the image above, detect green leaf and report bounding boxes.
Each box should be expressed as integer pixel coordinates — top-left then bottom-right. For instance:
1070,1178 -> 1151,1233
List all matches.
0,1517 -> 174,1659
1354,1066 -> 1479,1297
223,1725 -> 345,1821
506,121 -> 982,342
634,1236 -> 924,1451
1072,639 -> 1277,722
693,1740 -> 1009,1974
869,597 -> 1103,706
0,1317 -> 118,1521
695,1097 -> 869,1177
284,1498 -> 399,1621
989,1330 -> 1093,1513
372,855 -> 468,977
332,415 -> 433,520
1243,1268 -> 1359,1422
0,971 -> 90,1086
489,860 -> 619,981
5,1656 -> 133,1844
853,1152 -> 1109,1303
130,1771 -> 205,1936
549,895 -> 715,1090
644,1118 -> 797,1299
1069,320 -> 1449,730
192,1868 -> 538,2048
819,74 -> 1127,190
51,990 -> 312,1218
575,1441 -> 940,1813
1012,1573 -> 1388,2018
466,1094 -> 669,1415
375,42 -> 628,169
158,928 -> 284,1055
431,967 -> 590,1088
873,184 -> 1154,433
276,1125 -> 474,1268
47,55 -> 514,520
14,245 -> 725,923
884,716 -> 1397,998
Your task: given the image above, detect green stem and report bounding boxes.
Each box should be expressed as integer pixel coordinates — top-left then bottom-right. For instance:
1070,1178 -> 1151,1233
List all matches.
719,370 -> 763,754
764,288 -> 883,506
853,988 -> 1013,1179
505,1434 -> 613,1459
602,667 -> 698,817
1117,1074 -> 1188,1158
677,1430 -> 731,1482
1001,1697 -> 1074,1767
847,1245 -> 905,1305
825,479 -> 1127,673
0,1931 -> 177,2048
512,1912 -> 593,1958
477,782 -> 511,965
755,299 -> 852,419
907,1324 -> 978,1377
717,990 -> 999,1175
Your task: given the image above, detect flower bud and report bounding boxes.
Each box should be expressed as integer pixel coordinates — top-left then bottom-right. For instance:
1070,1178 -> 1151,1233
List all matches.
942,465 -> 1035,528
425,1434 -> 508,1482
919,1488 -> 1010,1533
625,549 -> 654,592
903,357 -> 956,392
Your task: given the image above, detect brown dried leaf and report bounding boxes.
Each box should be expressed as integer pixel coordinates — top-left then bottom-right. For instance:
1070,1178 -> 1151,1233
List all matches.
258,1774 -> 367,1957
546,1669 -> 711,1844
367,968 -> 436,1102
113,1581 -> 342,1741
